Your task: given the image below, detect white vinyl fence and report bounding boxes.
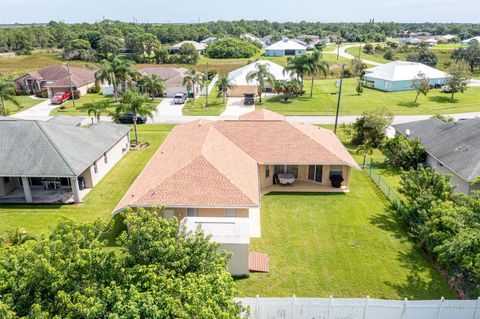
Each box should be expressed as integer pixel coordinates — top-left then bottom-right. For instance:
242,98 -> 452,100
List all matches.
200,75 -> 218,96
236,296 -> 480,319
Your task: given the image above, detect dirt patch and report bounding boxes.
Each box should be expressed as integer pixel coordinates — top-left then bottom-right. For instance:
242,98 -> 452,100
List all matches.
130,142 -> 150,151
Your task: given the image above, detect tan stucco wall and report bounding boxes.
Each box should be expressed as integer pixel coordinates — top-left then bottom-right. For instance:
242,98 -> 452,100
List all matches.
227,85 -> 257,97
163,207 -> 249,220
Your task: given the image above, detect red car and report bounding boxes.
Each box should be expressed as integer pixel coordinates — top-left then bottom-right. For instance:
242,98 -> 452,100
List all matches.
50,91 -> 71,105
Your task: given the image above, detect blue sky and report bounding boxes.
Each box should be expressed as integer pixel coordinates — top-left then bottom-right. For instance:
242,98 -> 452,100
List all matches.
0,0 -> 478,24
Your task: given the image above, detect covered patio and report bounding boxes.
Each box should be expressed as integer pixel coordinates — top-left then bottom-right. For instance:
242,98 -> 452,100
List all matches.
261,180 -> 349,195
0,187 -> 91,204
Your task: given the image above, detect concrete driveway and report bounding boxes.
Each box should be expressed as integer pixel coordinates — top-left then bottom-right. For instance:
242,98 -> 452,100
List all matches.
13,98 -> 56,121
153,98 -> 185,120
220,97 -> 255,116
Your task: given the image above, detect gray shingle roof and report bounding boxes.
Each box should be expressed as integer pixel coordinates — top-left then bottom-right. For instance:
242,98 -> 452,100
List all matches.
394,118 -> 480,182
0,119 -> 130,177
47,115 -> 83,127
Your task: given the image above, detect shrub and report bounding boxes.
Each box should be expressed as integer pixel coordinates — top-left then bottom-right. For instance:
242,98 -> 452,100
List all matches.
87,85 -> 100,94
73,88 -> 81,99
35,87 -> 48,98
206,38 -> 259,59
352,107 -> 393,146
383,48 -> 395,60
382,135 -> 427,170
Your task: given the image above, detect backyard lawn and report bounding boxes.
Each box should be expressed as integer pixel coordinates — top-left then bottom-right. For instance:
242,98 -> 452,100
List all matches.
0,124 -> 174,236
182,87 -> 227,116
236,169 -> 454,299
345,46 -> 390,64
6,96 -> 44,114
258,78 -> 480,115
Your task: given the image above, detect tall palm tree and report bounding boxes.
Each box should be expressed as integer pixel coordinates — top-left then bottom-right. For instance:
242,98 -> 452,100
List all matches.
121,90 -> 156,145
112,58 -> 141,93
246,63 -> 275,103
182,69 -> 204,99
216,74 -> 234,103
141,74 -> 165,101
307,50 -> 329,97
284,55 -> 310,96
95,60 -> 118,102
356,142 -> 374,168
0,77 -> 19,116
85,100 -> 110,122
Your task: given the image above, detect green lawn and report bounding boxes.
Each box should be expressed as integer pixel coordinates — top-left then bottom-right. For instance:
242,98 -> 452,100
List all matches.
182,87 -> 227,116
345,46 -> 390,64
0,125 -> 174,236
50,93 -> 160,117
257,78 -> 480,115
236,170 -> 454,299
6,96 -> 44,114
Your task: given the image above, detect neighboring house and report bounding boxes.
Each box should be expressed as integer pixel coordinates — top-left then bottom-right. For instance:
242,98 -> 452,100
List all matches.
169,41 -> 206,54
182,217 -> 250,276
15,65 -> 96,98
363,61 -> 450,92
441,34 -> 457,42
265,38 -> 307,57
200,37 -> 218,44
394,118 -> 480,195
424,38 -> 438,46
115,109 -> 360,274
139,67 -> 201,97
462,36 -> 480,45
260,35 -> 273,46
240,33 -> 266,47
404,37 -> 422,45
0,118 -> 130,204
226,60 -> 292,97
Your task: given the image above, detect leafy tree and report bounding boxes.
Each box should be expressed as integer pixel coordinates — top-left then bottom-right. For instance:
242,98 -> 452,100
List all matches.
411,71 -> 430,104
9,29 -> 33,55
121,90 -> 156,145
206,38 -> 259,58
154,46 -> 169,64
284,55 -> 309,95
352,107 -> 393,147
382,135 -> 427,169
63,38 -> 95,61
363,42 -> 375,54
0,209 -> 243,318
173,43 -> 199,64
446,60 -> 471,101
452,39 -> 480,72
141,74 -> 165,100
182,69 -> 204,99
95,59 -> 118,102
98,35 -> 124,59
335,37 -> 344,60
246,62 -> 276,103
216,74 -> 234,102
85,100 -> 110,122
407,45 -> 438,67
383,48 -> 395,60
356,142 -> 374,167
350,57 -> 367,96
306,49 -> 329,97
0,77 -> 19,116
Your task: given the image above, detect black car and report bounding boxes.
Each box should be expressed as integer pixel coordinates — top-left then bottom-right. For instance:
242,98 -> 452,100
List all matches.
244,93 -> 255,105
118,112 -> 148,124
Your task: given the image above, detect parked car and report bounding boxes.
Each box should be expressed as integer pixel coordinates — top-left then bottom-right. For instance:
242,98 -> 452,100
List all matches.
50,91 -> 71,105
244,93 -> 255,105
118,112 -> 148,124
174,92 -> 187,104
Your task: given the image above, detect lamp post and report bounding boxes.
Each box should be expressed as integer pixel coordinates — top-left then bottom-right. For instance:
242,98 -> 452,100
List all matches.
334,63 -> 345,135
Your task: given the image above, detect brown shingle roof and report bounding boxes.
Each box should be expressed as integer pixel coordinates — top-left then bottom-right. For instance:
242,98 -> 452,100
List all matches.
139,67 -> 188,85
18,65 -> 95,88
115,111 -> 359,211
239,109 -> 285,121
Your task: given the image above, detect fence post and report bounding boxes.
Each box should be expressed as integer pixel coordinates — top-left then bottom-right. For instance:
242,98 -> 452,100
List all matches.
255,295 -> 259,319
473,297 -> 480,319
363,296 -> 370,319
400,298 -> 408,319
327,295 -> 333,319
291,295 -> 296,319
436,297 -> 444,319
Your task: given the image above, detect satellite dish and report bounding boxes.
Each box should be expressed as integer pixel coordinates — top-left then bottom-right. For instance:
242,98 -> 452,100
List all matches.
405,129 -> 411,136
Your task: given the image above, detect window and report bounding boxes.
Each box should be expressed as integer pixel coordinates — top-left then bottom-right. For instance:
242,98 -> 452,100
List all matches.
265,166 -> 270,178
273,165 -> 298,178
3,177 -> 10,184
104,153 -> 108,164
329,165 -> 343,177
94,161 -> 98,174
225,208 -> 237,217
308,165 -> 323,183
187,208 -> 198,217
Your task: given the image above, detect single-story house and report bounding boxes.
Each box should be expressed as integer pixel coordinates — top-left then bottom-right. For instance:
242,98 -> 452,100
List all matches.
424,38 -> 438,46
462,36 -> 480,45
363,61 -> 450,92
240,33 -> 266,47
405,37 -> 422,45
394,118 -> 480,195
0,117 -> 130,204
182,217 -> 250,276
226,60 -> 292,97
200,37 -> 218,44
265,38 -> 307,57
441,34 -> 457,42
139,67 -> 201,97
15,65 -> 96,98
169,41 -> 206,54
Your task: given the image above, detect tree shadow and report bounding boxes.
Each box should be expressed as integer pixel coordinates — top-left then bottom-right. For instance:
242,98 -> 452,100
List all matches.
428,96 -> 457,104
369,208 -> 406,241
397,101 -> 420,108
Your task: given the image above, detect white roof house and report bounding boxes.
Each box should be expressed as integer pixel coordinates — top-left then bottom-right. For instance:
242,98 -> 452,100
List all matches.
265,38 -> 307,57
462,36 -> 480,45
424,38 -> 438,46
169,41 -> 206,52
441,34 -> 457,41
364,61 -> 450,92
405,37 -> 422,44
226,60 -> 292,97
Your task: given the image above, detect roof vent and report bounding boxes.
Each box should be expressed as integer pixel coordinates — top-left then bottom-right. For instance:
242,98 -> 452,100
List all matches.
405,129 -> 411,137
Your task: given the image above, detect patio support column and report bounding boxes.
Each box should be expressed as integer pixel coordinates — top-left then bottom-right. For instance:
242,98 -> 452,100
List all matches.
21,177 -> 33,203
70,177 -> 81,203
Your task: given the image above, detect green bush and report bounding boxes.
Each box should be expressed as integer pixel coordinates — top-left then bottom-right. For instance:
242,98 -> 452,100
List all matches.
206,38 -> 259,59
87,85 -> 100,94
35,87 -> 48,98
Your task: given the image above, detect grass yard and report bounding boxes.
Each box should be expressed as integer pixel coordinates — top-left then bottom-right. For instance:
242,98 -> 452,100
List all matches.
345,46 -> 390,64
0,124 -> 174,236
182,87 -> 227,116
5,96 -> 44,114
236,170 -> 454,299
257,78 -> 480,115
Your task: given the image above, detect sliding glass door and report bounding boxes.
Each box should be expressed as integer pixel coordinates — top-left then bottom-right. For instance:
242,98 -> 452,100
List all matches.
308,165 -> 323,183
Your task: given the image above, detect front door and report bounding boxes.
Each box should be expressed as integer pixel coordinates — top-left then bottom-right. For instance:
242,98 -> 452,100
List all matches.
308,165 -> 323,183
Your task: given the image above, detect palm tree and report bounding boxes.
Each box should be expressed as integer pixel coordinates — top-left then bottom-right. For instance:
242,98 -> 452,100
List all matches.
121,90 -> 156,145
356,143 -> 374,168
284,55 -> 310,96
307,50 -> 329,97
182,69 -> 204,99
95,60 -> 118,102
246,63 -> 275,103
216,74 -> 234,103
85,100 -> 110,122
141,74 -> 165,101
0,77 -> 19,116
112,58 -> 141,93
3,227 -> 35,245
